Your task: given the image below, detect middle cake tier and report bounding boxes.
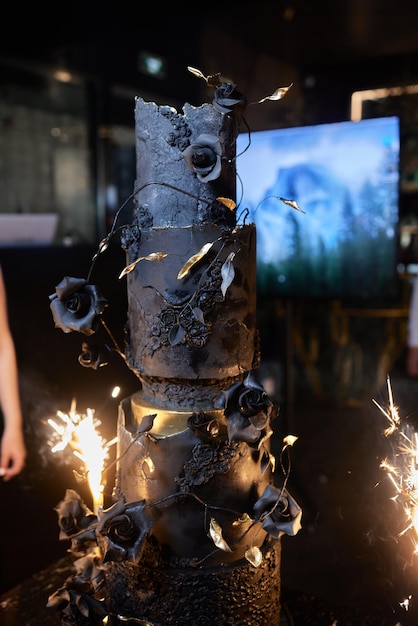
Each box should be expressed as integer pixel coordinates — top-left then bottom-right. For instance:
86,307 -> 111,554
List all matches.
123,222 -> 258,406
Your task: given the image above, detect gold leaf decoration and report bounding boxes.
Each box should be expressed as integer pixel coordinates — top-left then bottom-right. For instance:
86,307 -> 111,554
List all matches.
283,434 -> 298,447
280,197 -> 305,213
217,196 -> 236,211
142,455 -> 155,478
119,252 -> 168,279
116,616 -> 155,625
209,517 -> 233,552
232,513 -> 253,526
187,66 -> 207,81
98,237 -> 109,253
187,66 -> 229,87
177,241 -> 214,280
257,83 -> 293,104
206,72 -> 224,87
245,546 -> 263,568
92,236 -> 110,260
260,447 -> 275,475
221,252 -> 236,298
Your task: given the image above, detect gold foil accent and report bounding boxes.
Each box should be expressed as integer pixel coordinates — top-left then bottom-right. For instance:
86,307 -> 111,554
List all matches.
130,397 -> 225,438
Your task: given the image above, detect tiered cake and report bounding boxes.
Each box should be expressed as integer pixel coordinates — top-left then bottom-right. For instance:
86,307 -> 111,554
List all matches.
48,70 -> 301,626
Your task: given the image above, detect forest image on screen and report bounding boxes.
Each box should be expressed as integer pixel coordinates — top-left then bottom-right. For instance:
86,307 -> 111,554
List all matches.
236,116 -> 400,299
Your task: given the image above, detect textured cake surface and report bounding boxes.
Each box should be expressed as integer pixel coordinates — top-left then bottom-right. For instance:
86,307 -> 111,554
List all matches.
114,391 -> 272,564
104,541 -> 282,626
124,222 -> 257,390
133,98 -> 237,227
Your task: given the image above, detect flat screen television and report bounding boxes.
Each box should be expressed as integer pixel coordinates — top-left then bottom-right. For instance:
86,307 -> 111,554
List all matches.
236,116 -> 400,301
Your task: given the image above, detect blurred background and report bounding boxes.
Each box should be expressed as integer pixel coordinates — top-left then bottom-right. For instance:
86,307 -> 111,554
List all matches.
2,2 -> 418,623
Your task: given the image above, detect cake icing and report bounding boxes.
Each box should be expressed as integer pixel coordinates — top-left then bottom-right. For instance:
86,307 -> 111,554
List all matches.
47,68 -> 301,625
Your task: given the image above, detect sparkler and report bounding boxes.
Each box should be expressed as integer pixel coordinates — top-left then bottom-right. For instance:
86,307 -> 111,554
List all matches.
374,375 -> 418,613
47,394 -> 118,514
374,376 -> 418,546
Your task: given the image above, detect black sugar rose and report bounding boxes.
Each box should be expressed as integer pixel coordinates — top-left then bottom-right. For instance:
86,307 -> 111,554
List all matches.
72,554 -> 105,592
187,411 -> 220,442
54,489 -> 98,553
253,484 -> 302,538
216,371 -> 274,444
182,133 -> 222,183
213,82 -> 247,116
78,341 -> 111,369
55,489 -> 97,541
96,499 -> 154,564
49,276 -> 108,335
47,582 -> 108,625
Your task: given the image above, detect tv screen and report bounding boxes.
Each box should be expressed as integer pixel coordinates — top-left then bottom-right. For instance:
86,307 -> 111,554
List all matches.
236,116 -> 400,300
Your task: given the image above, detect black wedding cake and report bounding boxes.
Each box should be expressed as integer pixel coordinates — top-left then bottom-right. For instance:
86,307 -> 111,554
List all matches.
48,68 -> 301,626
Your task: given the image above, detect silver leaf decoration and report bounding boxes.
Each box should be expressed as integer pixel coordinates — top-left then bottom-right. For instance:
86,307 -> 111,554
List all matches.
209,517 -> 233,552
245,545 -> 263,567
221,251 -> 236,298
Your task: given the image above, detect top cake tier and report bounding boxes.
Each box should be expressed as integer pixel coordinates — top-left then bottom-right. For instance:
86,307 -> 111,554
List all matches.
133,98 -> 238,228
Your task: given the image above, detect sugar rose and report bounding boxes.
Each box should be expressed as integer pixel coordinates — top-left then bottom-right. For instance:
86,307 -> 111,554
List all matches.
182,133 -> 222,183
216,372 -> 274,444
78,341 -> 111,369
96,499 -> 154,564
54,488 -> 97,540
49,276 -> 108,335
253,484 -> 302,538
213,82 -> 247,116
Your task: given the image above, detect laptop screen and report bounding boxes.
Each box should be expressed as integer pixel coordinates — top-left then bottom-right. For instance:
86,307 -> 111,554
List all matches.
0,214 -> 59,246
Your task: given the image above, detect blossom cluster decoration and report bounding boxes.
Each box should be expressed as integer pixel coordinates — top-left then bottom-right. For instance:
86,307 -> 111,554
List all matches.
47,489 -> 155,624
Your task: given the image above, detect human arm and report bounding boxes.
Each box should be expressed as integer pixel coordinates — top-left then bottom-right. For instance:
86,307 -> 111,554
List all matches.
406,276 -> 418,377
0,267 -> 26,480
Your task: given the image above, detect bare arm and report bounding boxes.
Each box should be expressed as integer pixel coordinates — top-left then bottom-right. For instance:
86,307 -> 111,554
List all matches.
0,267 -> 26,480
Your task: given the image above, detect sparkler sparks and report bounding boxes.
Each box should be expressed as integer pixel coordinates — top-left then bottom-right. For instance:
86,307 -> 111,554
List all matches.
374,376 -> 418,545
375,375 -> 418,611
48,396 -> 118,514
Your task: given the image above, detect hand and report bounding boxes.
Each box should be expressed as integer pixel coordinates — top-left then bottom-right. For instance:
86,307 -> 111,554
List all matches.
0,427 -> 26,481
406,346 -> 418,378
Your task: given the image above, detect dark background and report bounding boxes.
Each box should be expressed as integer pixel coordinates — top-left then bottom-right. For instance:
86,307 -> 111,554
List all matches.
2,3 -> 418,623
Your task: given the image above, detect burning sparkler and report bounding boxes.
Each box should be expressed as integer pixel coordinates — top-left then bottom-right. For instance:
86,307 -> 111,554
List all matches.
47,394 -> 118,514
374,375 -> 418,613
374,376 -> 418,546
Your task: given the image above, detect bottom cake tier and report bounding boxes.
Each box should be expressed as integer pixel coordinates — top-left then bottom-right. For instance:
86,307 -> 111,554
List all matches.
105,537 -> 282,626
